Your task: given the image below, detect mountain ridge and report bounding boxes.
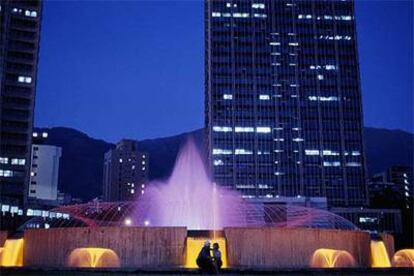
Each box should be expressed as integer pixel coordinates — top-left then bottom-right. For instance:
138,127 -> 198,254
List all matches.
35,126 -> 413,201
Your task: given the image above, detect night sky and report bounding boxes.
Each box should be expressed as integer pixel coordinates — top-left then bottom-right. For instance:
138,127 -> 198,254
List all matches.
35,0 -> 413,142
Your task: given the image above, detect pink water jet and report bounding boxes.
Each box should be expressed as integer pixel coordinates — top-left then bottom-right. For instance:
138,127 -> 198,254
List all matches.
133,138 -> 251,230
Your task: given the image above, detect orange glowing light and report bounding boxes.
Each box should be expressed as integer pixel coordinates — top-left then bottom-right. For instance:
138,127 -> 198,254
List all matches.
0,239 -> 24,267
185,237 -> 227,268
392,249 -> 414,267
67,248 -> 120,268
370,240 -> 391,268
310,248 -> 356,268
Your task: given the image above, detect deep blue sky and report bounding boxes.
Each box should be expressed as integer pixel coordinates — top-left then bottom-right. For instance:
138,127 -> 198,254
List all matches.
35,0 -> 413,142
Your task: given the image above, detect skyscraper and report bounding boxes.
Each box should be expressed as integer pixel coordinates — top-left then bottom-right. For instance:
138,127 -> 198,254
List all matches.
103,139 -> 149,202
205,0 -> 367,206
0,1 -> 42,208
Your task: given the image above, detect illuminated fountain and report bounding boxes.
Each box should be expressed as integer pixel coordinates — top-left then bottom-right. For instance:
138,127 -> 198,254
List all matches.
13,138 -> 406,270
67,248 -> 120,268
370,240 -> 391,268
310,248 -> 356,268
133,138 -> 247,230
392,249 -> 414,268
0,239 -> 24,267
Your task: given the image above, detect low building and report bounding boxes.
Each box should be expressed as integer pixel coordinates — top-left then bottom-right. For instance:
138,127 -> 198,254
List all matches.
331,207 -> 402,234
103,139 -> 148,201
28,132 -> 62,204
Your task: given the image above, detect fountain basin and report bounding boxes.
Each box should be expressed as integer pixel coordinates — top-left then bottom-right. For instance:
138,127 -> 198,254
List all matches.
1,226 -> 394,269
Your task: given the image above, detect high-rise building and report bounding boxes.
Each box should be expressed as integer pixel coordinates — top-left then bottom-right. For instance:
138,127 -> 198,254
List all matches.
103,139 -> 149,202
28,131 -> 62,203
0,1 -> 43,208
370,165 -> 412,209
205,0 -> 367,206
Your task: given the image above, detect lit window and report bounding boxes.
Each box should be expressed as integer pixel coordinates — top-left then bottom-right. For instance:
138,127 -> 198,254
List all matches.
213,126 -> 232,132
305,150 -> 320,156
323,161 -> 341,167
17,76 -> 32,83
0,170 -> 13,177
259,94 -> 270,100
253,13 -> 267,18
292,138 -> 304,142
288,42 -> 299,46
213,159 -> 224,166
269,42 -> 280,46
213,149 -> 232,155
11,158 -> 25,165
317,75 -> 324,80
42,132 -> 48,138
308,96 -> 339,102
212,12 -> 221,17
346,162 -> 361,167
322,150 -> 339,156
235,149 -> 253,155
223,94 -> 233,100
235,127 -> 254,133
256,127 -> 271,133
0,157 -> 8,164
252,3 -> 265,9
351,151 -> 361,156
233,13 -> 249,18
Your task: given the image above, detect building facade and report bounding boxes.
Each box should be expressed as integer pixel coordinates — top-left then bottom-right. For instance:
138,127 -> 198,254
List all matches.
103,139 -> 148,202
0,0 -> 43,208
28,141 -> 62,202
205,0 -> 367,206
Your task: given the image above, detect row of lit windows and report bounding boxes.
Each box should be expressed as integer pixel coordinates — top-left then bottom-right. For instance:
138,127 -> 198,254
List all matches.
11,7 -> 38,18
0,157 -> 26,165
212,12 -> 267,19
0,170 -> 13,177
18,75 -> 32,83
298,14 -> 352,21
305,149 -> 360,156
213,126 -> 271,133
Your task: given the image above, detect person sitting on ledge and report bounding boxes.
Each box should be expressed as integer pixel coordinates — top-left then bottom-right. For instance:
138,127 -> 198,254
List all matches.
212,242 -> 222,270
196,240 -> 215,273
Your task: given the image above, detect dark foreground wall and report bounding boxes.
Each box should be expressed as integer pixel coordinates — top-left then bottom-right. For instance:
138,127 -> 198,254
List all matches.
24,227 -> 187,268
224,227 -> 374,268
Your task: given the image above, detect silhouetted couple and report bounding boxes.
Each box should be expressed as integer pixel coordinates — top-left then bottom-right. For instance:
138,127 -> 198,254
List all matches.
196,240 -> 222,274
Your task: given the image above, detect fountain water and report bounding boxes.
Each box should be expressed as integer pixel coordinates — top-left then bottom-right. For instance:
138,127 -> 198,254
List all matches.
67,248 -> 120,268
0,239 -> 24,267
392,249 -> 414,267
370,240 -> 391,268
133,138 -> 249,230
310,248 -> 356,268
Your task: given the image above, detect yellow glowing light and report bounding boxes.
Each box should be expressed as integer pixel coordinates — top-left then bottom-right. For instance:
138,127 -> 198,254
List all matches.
392,249 -> 414,267
67,248 -> 120,268
310,248 -> 356,268
0,239 -> 24,267
185,237 -> 227,268
370,240 -> 391,268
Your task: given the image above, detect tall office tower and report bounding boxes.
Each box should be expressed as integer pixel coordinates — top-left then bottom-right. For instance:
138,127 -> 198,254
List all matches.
205,0 -> 367,206
0,1 -> 42,207
103,140 -> 149,202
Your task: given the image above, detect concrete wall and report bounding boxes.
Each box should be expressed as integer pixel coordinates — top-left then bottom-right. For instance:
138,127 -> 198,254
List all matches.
224,227 -> 372,268
24,227 -> 187,268
0,231 -> 8,247
380,233 -> 395,259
